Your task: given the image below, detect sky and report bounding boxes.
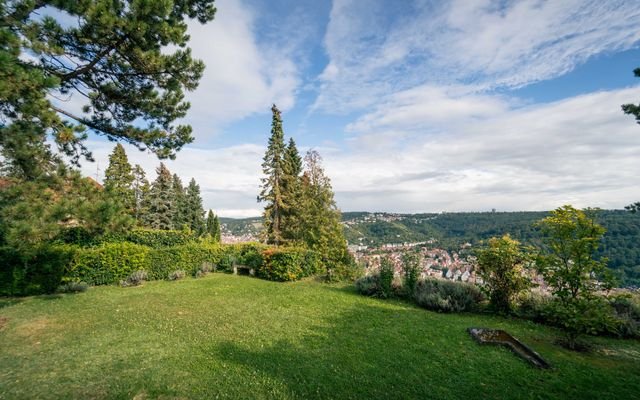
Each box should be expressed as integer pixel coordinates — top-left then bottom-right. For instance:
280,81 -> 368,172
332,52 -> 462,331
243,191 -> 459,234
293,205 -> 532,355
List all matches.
74,0 -> 640,218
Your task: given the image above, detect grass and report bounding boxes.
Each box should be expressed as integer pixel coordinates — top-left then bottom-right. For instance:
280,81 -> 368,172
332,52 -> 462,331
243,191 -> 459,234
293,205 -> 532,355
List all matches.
0,274 -> 639,399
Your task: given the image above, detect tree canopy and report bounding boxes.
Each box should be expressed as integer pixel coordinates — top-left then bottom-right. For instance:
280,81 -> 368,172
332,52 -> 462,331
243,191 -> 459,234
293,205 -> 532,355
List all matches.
0,0 -> 216,178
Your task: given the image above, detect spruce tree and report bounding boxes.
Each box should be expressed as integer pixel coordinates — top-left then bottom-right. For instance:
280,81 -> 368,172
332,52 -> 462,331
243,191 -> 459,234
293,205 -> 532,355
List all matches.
172,174 -> 188,230
103,144 -> 135,213
281,138 -> 303,243
185,178 -> 205,235
132,164 -> 150,225
258,105 -> 287,245
146,163 -> 174,230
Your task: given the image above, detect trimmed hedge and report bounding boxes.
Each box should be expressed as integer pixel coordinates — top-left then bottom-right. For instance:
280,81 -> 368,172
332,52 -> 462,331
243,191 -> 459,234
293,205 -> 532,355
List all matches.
106,229 -> 195,248
64,242 -> 322,286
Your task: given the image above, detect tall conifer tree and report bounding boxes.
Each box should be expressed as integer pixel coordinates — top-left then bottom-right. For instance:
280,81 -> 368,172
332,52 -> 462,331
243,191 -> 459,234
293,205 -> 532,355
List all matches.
146,163 -> 174,230
132,164 -> 150,224
206,210 -> 221,242
281,138 -> 303,243
185,178 -> 205,234
103,144 -> 134,213
258,105 -> 287,245
171,174 -> 188,229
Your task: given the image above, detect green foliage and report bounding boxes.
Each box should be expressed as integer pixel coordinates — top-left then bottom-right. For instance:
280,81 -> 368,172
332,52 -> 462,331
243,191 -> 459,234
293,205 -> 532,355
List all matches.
355,274 -> 382,297
145,163 -> 174,230
608,294 -> 640,339
68,242 -> 151,286
413,278 -> 485,313
258,105 -> 287,245
379,257 -> 395,299
0,243 -> 78,296
402,252 -> 420,298
0,0 -> 216,178
476,235 -> 531,313
103,144 -> 135,213
543,297 -> 618,349
185,178 -> 205,234
56,281 -> 89,294
109,228 -> 195,248
621,67 -> 640,125
256,247 -> 321,282
536,205 -> 617,348
515,291 -> 551,322
171,174 -> 188,229
132,164 -> 150,224
206,210 -> 221,242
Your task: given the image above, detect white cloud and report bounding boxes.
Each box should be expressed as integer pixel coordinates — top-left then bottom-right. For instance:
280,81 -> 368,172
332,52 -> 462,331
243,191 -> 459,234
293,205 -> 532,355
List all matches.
181,0 -> 302,136
324,87 -> 640,212
315,0 -> 640,112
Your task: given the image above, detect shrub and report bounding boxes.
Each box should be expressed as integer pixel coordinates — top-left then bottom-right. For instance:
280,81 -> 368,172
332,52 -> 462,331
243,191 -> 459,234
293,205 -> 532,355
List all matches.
68,242 -> 151,285
257,247 -> 305,282
147,243 -> 220,279
609,294 -> 640,339
543,296 -> 618,349
121,270 -> 148,287
401,253 -> 420,299
515,291 -> 551,322
379,257 -> 395,298
414,278 -> 485,313
57,281 -> 89,293
355,274 -> 382,296
167,270 -> 186,281
476,235 -> 531,314
0,244 -> 79,296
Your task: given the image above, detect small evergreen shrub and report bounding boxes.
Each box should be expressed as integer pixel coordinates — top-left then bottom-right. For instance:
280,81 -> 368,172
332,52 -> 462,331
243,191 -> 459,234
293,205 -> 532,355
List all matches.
401,253 -> 420,299
167,270 -> 186,281
57,281 -> 89,293
414,278 -> 485,313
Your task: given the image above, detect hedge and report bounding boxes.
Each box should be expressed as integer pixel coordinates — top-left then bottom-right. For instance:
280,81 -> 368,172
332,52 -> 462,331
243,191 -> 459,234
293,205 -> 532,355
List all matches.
257,247 -> 322,282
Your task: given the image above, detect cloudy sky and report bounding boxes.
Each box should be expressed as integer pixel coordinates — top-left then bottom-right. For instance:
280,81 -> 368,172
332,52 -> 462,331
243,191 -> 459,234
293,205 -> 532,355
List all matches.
78,0 -> 640,217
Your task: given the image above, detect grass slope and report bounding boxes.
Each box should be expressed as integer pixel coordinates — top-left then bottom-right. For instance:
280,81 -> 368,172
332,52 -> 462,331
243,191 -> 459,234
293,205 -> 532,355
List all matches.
0,275 -> 639,399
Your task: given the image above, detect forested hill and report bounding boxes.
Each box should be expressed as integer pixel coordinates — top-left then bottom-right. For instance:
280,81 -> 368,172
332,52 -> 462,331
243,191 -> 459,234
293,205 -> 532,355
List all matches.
341,210 -> 640,287
221,211 -> 640,286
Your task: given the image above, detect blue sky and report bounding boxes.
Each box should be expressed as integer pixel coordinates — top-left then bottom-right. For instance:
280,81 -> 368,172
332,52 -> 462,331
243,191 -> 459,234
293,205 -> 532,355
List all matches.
79,0 -> 640,217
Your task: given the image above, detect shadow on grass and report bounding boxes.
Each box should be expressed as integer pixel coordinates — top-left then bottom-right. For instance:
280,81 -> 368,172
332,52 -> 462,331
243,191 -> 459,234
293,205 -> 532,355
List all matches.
211,302 -> 561,400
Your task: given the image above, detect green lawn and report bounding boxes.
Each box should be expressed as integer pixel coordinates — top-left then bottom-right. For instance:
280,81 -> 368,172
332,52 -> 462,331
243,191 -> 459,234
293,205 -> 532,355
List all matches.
0,275 -> 639,399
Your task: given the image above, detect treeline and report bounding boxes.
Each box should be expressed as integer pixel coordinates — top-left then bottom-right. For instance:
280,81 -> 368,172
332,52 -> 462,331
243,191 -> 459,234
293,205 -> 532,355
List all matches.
102,144 -> 221,239
342,211 -> 640,286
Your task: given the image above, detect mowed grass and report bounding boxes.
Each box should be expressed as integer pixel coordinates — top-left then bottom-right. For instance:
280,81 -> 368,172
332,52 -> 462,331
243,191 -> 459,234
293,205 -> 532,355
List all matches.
0,275 -> 639,400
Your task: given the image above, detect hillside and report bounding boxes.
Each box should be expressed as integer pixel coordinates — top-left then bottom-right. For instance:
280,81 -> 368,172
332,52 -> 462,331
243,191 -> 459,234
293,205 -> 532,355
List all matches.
222,211 -> 640,286
1,275 -> 639,399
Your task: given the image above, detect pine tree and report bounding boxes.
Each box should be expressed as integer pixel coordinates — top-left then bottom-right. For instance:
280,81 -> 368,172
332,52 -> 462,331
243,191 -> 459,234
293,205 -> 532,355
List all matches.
146,163 -> 174,230
0,1 -> 216,179
103,144 -> 134,213
171,174 -> 188,230
132,164 -> 150,225
281,138 -> 303,243
258,105 -> 287,245
185,178 -> 205,235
